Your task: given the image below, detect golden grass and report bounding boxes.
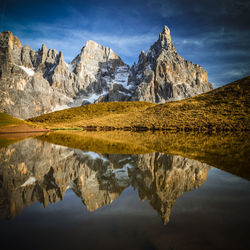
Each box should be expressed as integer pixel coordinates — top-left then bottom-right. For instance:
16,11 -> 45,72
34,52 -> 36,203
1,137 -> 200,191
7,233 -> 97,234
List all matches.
28,76 -> 250,132
38,130 -> 250,180
0,113 -> 24,127
29,101 -> 155,127
0,113 -> 48,148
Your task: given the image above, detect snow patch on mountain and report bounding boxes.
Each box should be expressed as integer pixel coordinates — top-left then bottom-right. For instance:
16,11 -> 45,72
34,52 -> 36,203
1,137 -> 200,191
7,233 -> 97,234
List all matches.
82,91 -> 108,103
112,66 -> 130,89
118,90 -> 131,96
52,104 -> 70,112
66,57 -> 79,73
21,177 -> 36,187
19,66 -> 35,76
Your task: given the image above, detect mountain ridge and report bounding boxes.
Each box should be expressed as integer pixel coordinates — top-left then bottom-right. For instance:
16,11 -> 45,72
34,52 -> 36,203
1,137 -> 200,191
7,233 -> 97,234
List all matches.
0,26 -> 212,119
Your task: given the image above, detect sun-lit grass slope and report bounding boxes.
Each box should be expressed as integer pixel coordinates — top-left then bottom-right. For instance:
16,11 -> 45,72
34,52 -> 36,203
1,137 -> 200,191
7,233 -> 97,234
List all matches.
0,113 -> 48,148
138,76 -> 250,131
29,76 -> 250,131
0,112 -> 31,148
38,130 -> 250,180
28,101 -> 155,128
0,113 -> 24,127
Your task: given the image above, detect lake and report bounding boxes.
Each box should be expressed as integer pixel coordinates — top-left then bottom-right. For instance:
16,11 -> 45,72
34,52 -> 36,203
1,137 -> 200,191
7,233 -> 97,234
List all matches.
0,131 -> 249,250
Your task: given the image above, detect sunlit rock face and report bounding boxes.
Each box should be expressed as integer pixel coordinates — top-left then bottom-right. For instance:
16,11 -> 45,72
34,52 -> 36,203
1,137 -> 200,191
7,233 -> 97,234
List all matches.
0,32 -> 59,119
0,26 -> 212,119
0,139 -> 210,223
129,26 -> 213,102
0,32 -> 129,118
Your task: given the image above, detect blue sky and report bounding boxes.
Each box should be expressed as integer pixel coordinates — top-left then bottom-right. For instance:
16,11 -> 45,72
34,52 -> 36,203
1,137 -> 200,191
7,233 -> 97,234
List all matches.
0,0 -> 249,87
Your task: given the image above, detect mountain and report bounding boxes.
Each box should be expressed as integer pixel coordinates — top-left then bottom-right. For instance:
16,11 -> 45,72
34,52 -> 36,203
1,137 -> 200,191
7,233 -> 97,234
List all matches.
0,26 -> 212,119
129,26 -> 213,102
0,32 -> 128,118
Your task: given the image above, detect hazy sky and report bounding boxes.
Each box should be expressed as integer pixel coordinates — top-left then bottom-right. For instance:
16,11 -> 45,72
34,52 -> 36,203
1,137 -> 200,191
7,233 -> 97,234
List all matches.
0,0 -> 249,87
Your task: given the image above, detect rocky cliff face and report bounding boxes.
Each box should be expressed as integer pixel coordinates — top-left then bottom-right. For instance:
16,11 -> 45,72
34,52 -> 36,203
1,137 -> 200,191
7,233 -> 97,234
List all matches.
129,26 -> 213,102
0,32 -> 130,118
0,138 -> 210,223
0,26 -> 213,119
0,31 -> 74,118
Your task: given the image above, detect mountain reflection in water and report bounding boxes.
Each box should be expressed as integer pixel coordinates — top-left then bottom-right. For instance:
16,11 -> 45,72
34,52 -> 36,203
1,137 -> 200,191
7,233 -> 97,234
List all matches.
0,138 -> 210,223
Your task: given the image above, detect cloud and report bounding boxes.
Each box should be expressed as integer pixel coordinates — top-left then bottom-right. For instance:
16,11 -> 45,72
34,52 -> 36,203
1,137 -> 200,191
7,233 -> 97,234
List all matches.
176,38 -> 203,47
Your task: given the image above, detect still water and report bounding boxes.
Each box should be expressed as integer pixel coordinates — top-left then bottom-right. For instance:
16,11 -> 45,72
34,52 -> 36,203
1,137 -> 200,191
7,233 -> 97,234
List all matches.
0,134 -> 250,250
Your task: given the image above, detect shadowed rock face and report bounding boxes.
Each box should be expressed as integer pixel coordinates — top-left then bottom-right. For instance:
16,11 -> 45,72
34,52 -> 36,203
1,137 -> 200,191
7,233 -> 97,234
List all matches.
0,25 -> 212,119
0,138 -> 210,223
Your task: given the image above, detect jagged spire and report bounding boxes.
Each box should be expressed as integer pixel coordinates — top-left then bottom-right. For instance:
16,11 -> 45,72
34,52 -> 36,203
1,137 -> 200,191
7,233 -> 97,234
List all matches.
162,25 -> 171,39
148,25 -> 176,56
158,25 -> 175,51
57,51 -> 65,66
41,44 -> 47,51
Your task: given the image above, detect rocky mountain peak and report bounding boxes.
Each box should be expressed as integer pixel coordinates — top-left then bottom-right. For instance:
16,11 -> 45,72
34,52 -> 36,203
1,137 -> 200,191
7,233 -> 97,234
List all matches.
84,40 -> 101,49
38,44 -> 59,66
80,39 -> 122,62
58,51 -> 64,64
41,44 -> 47,51
151,25 -> 176,54
0,31 -> 23,75
69,39 -> 125,93
129,25 -> 212,103
0,31 -> 22,50
161,25 -> 172,42
162,25 -> 171,35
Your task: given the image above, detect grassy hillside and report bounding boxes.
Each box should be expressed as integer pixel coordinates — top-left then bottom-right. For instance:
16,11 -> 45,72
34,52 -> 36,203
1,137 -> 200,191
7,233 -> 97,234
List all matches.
0,113 -> 24,147
38,130 -> 250,180
0,112 -> 24,127
29,101 -> 155,129
0,113 -> 47,148
29,76 -> 250,132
